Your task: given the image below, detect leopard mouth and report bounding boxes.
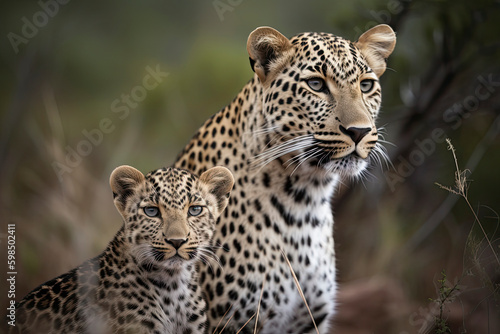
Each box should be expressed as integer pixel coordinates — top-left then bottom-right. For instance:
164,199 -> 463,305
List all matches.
252,134 -> 372,175
313,150 -> 363,166
314,138 -> 373,160
310,140 -> 368,164
151,247 -> 191,262
304,145 -> 369,177
151,248 -> 167,262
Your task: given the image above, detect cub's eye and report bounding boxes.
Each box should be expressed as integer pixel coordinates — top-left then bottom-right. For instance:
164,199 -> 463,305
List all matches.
307,78 -> 326,92
144,206 -> 160,217
188,206 -> 203,217
360,79 -> 375,93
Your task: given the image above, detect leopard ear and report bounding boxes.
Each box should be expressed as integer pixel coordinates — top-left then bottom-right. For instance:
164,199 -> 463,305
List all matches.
247,26 -> 293,84
199,166 -> 234,214
355,24 -> 396,77
110,165 -> 145,213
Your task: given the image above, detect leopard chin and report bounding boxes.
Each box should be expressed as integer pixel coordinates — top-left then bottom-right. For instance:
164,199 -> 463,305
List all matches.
164,254 -> 190,266
315,152 -> 369,178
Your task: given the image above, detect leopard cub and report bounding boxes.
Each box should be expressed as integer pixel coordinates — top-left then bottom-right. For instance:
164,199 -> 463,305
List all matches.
12,165 -> 234,334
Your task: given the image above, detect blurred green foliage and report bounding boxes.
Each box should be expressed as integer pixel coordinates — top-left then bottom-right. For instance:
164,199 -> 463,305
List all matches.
1,0 -> 499,332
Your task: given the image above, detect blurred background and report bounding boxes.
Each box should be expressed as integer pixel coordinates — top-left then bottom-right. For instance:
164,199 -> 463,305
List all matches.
1,0 -> 499,333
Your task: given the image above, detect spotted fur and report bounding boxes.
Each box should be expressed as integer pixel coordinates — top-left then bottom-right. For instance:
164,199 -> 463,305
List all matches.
12,166 -> 234,334
175,25 -> 396,333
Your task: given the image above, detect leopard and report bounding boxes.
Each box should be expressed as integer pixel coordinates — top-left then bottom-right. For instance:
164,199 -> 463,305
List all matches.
11,165 -> 234,334
174,24 -> 396,333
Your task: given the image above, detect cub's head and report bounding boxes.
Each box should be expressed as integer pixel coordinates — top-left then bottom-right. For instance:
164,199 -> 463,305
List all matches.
248,25 -> 396,178
110,165 -> 234,269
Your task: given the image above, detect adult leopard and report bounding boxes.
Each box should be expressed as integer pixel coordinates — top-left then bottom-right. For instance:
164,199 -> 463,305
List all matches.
175,24 -> 396,333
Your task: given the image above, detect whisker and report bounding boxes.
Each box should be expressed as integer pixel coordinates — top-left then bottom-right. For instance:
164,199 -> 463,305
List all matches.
283,147 -> 317,168
359,167 -> 376,184
377,139 -> 396,147
197,245 -> 223,271
259,134 -> 312,151
317,150 -> 332,167
257,135 -> 314,157
372,142 -> 394,171
252,135 -> 315,163
288,148 -> 322,176
243,125 -> 279,136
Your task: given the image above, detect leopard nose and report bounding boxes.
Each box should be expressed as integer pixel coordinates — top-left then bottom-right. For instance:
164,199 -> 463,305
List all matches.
166,238 -> 188,249
340,126 -> 371,144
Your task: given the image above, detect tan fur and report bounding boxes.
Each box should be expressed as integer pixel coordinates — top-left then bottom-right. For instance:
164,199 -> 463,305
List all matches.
247,26 -> 294,84
174,25 -> 396,333
13,166 -> 234,334
356,24 -> 397,77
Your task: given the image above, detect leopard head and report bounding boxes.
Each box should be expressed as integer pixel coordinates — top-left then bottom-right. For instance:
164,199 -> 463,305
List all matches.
109,165 -> 234,269
248,25 -> 396,178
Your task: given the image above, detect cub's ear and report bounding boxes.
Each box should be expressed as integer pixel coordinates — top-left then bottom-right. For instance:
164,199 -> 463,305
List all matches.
109,165 -> 145,212
355,24 -> 396,77
247,26 -> 293,84
199,166 -> 234,214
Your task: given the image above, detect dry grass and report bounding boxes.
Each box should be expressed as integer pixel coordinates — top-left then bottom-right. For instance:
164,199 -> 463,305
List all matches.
253,280 -> 265,333
213,280 -> 264,333
212,251 -> 321,334
236,313 -> 256,334
435,138 -> 500,268
432,138 -> 500,332
281,248 -> 320,334
212,304 -> 233,334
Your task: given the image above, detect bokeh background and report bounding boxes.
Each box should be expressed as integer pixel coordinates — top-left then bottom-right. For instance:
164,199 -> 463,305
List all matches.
1,0 -> 499,333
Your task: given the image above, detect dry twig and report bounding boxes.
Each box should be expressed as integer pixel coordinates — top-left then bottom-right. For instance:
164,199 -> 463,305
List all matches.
435,138 -> 500,267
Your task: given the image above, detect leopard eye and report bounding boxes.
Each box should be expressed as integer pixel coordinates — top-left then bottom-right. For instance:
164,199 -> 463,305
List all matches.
144,206 -> 160,217
188,206 -> 203,217
360,79 -> 374,93
307,78 -> 326,92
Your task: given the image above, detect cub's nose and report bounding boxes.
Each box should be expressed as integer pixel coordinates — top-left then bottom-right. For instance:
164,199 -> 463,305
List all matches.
166,238 -> 188,249
340,126 -> 371,144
